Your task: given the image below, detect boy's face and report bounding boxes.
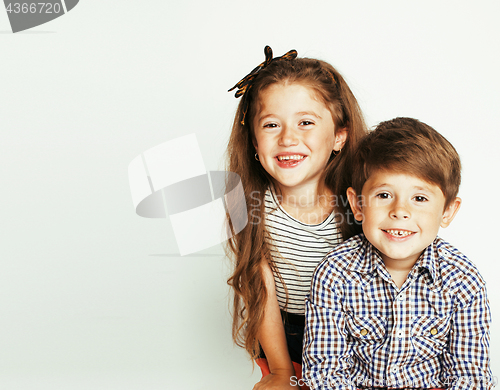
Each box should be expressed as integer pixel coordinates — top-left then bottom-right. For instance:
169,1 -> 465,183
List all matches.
347,170 -> 461,267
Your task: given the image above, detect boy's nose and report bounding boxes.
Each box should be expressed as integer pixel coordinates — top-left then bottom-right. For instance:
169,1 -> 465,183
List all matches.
278,126 -> 299,147
390,203 -> 411,219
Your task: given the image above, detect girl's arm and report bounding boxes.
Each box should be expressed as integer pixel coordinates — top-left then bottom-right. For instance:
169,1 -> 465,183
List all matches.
253,262 -> 297,390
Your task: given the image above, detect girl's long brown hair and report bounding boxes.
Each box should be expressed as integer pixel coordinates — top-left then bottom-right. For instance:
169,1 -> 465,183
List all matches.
225,55 -> 367,359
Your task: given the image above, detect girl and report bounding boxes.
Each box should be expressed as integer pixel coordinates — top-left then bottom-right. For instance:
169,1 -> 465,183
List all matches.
225,46 -> 366,390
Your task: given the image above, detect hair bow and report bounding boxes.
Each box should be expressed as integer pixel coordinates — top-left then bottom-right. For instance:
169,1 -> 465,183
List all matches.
228,45 -> 297,125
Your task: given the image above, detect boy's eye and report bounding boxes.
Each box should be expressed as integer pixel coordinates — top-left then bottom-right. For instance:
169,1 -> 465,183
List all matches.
375,192 -> 391,199
300,120 -> 314,126
414,196 -> 428,202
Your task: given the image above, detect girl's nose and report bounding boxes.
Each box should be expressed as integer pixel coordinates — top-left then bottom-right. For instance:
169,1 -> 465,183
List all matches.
278,126 -> 298,147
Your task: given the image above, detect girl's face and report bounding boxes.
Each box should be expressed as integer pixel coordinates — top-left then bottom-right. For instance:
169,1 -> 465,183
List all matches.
253,82 -> 346,194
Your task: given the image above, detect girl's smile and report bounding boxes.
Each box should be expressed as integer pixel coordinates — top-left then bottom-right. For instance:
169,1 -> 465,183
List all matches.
275,152 -> 307,168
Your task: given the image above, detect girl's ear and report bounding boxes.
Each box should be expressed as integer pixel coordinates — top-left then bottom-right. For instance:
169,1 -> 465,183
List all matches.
252,135 -> 258,150
347,187 -> 363,222
441,197 -> 461,228
334,127 -> 348,152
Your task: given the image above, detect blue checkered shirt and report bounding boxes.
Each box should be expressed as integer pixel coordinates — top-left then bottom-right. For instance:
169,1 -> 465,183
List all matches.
303,234 -> 492,390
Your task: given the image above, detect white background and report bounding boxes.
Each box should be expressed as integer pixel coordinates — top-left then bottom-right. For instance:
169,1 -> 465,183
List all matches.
0,1 -> 499,389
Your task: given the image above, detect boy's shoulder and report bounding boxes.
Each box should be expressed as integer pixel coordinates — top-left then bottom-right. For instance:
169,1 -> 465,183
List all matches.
432,237 -> 486,290
327,233 -> 365,258
314,234 -> 370,280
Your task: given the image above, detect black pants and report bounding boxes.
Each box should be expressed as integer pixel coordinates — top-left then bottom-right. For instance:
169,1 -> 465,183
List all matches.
259,311 -> 305,364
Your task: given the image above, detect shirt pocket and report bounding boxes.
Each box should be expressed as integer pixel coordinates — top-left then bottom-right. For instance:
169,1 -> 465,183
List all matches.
411,316 -> 451,356
346,315 -> 387,364
346,315 -> 387,343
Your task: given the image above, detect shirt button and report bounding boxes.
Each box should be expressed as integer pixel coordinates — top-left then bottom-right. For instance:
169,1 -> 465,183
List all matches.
360,328 -> 368,336
430,327 -> 438,335
350,241 -> 357,248
392,367 -> 397,373
398,294 -> 404,300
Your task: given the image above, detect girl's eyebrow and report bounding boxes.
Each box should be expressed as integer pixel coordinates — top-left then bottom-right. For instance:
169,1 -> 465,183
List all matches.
256,111 -> 322,122
256,113 -> 276,122
296,111 -> 321,119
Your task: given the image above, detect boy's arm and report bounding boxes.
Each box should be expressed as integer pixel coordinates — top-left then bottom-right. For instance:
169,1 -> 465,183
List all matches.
442,284 -> 493,390
302,260 -> 356,390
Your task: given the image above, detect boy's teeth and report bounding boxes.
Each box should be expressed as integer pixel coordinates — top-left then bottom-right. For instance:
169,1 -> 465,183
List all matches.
277,155 -> 304,161
386,229 -> 412,237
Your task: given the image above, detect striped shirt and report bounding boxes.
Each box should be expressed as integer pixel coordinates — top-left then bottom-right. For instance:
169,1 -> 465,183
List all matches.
303,234 -> 493,390
264,189 -> 342,315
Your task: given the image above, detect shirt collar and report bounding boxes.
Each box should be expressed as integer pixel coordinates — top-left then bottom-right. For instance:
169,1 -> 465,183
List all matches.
412,239 -> 441,290
345,235 -> 442,290
345,235 -> 384,275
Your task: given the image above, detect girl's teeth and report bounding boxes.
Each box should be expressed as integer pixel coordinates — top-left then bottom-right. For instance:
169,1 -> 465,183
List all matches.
386,229 -> 412,237
277,155 -> 304,161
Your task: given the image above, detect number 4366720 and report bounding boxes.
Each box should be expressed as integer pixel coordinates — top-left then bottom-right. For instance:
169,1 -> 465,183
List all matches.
5,3 -> 63,14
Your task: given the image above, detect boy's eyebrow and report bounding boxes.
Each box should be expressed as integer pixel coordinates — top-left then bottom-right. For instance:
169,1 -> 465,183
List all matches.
367,183 -> 390,191
368,182 -> 437,193
414,185 -> 432,191
413,185 -> 442,194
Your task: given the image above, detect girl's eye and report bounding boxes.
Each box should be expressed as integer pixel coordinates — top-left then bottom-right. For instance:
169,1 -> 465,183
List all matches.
263,123 -> 278,129
414,196 -> 428,202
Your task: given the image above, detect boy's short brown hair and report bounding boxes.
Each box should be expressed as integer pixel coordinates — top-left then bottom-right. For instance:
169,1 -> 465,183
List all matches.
350,117 -> 461,208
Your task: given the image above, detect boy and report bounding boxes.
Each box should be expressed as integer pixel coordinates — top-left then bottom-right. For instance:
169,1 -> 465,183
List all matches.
302,118 -> 492,390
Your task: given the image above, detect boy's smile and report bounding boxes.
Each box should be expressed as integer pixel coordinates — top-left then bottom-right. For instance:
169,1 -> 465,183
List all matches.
347,170 -> 461,269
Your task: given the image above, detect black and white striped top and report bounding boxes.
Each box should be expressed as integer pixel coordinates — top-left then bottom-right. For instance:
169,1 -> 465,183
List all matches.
264,189 -> 342,314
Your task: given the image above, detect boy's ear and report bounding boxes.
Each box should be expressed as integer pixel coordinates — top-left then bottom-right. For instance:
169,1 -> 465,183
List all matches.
347,187 -> 363,222
333,127 -> 348,152
441,197 -> 461,228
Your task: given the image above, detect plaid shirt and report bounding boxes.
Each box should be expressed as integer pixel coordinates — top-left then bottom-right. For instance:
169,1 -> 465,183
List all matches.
303,234 -> 492,390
